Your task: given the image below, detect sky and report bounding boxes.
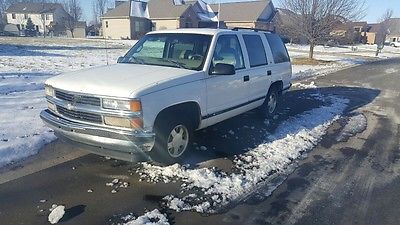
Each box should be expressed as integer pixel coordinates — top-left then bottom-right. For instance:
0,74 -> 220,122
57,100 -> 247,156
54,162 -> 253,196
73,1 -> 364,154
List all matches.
81,0 -> 400,24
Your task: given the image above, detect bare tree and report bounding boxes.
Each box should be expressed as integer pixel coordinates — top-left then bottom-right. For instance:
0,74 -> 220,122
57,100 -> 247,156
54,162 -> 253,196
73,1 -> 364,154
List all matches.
279,0 -> 366,59
93,0 -> 108,25
376,9 -> 393,47
63,0 -> 82,38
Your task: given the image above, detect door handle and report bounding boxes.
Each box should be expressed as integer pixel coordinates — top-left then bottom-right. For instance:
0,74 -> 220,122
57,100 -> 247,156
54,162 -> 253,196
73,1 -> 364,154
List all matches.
244,75 -> 250,82
267,70 -> 272,76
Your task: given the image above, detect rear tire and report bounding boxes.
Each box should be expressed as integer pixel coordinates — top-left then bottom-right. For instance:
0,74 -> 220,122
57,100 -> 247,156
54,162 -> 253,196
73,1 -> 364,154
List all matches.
150,117 -> 192,164
259,86 -> 281,118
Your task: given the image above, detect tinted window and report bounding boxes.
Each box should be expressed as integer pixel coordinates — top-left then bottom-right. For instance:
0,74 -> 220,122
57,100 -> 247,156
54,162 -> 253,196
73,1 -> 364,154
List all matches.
265,33 -> 290,63
212,35 -> 245,70
243,35 -> 267,67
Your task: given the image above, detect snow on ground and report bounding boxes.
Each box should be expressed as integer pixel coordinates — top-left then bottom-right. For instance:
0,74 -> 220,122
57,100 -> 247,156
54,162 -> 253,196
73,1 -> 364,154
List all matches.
121,209 -> 169,225
287,44 -> 400,81
138,94 -> 349,213
48,205 -> 65,224
0,37 -> 134,167
336,113 -> 367,142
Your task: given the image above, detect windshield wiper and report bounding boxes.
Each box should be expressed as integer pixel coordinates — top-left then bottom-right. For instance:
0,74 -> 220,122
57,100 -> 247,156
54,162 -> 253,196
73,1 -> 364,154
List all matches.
160,59 -> 188,69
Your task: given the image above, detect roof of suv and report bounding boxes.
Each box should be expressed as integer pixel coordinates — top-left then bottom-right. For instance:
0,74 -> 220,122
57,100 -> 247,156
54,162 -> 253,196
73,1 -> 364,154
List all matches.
148,28 -> 272,36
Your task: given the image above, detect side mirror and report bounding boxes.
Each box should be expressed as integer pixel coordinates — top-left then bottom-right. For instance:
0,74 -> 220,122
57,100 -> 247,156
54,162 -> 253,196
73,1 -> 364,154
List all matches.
117,56 -> 124,63
210,63 -> 235,75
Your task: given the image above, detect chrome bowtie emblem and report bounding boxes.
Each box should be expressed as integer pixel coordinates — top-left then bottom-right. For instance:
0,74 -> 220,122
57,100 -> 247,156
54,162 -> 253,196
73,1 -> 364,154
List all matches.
66,103 -> 74,110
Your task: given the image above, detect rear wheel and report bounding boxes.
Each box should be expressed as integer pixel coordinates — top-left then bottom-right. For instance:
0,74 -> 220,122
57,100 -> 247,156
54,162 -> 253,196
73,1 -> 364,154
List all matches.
259,86 -> 281,118
150,117 -> 192,164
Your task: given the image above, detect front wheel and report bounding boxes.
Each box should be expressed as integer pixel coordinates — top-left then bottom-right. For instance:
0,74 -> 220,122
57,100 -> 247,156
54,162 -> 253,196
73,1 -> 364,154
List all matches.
150,118 -> 192,164
259,86 -> 281,118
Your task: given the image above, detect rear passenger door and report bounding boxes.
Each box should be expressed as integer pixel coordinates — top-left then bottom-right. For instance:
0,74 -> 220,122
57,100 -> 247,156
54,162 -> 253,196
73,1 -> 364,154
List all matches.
241,34 -> 271,102
264,33 -> 292,91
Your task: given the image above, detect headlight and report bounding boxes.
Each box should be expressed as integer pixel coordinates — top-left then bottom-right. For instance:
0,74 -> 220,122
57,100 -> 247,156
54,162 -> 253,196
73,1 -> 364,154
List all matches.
45,85 -> 54,97
102,99 -> 142,112
104,116 -> 143,129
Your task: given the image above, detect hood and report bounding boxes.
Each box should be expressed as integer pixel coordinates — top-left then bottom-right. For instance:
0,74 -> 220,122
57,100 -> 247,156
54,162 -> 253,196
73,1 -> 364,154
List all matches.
46,63 -> 199,98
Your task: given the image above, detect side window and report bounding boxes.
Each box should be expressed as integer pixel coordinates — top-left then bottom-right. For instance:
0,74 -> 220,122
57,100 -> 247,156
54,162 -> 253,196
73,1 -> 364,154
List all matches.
243,35 -> 267,67
212,35 -> 245,70
265,33 -> 290,64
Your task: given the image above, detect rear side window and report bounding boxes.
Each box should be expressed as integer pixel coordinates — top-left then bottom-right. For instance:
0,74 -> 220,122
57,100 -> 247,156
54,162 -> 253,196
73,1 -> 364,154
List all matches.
243,35 -> 267,67
265,33 -> 290,63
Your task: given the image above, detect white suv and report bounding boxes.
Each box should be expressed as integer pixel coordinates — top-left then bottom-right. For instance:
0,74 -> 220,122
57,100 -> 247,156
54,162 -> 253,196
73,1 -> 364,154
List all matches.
41,28 -> 292,163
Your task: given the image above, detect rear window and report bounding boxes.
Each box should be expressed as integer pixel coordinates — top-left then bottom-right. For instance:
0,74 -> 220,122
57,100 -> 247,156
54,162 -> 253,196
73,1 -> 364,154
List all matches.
243,35 -> 268,67
265,33 -> 290,63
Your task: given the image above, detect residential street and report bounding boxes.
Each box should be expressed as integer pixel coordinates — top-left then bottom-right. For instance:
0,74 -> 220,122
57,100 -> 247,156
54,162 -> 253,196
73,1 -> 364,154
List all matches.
0,58 -> 399,225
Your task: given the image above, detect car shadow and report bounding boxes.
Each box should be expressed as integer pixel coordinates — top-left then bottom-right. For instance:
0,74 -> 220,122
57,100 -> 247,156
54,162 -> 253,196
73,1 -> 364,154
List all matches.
183,86 -> 380,166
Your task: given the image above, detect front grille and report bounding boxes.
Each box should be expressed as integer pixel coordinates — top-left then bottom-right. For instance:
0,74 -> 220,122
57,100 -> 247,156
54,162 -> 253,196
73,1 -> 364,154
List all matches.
57,106 -> 102,124
55,90 -> 101,107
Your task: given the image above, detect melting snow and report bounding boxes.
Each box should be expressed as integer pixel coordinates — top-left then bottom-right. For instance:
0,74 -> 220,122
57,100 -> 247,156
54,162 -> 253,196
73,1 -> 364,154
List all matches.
138,95 -> 349,213
122,209 -> 169,225
48,205 -> 65,224
337,113 -> 367,141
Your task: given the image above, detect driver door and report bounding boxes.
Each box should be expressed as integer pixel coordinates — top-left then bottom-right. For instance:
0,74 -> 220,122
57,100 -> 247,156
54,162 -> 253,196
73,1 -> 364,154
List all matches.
205,34 -> 249,124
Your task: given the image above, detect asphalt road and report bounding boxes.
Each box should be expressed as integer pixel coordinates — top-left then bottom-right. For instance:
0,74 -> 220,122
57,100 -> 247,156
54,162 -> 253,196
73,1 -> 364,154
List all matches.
0,58 -> 399,225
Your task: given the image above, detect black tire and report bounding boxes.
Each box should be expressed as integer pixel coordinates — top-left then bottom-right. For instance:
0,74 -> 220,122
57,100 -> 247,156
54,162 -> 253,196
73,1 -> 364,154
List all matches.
259,86 -> 281,118
150,116 -> 193,164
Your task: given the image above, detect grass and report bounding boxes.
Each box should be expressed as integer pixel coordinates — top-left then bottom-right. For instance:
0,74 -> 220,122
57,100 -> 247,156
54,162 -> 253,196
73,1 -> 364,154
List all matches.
291,57 -> 334,65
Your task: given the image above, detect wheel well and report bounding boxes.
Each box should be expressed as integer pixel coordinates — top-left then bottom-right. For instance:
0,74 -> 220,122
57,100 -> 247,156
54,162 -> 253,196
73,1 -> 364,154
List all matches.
270,81 -> 283,94
154,102 -> 201,131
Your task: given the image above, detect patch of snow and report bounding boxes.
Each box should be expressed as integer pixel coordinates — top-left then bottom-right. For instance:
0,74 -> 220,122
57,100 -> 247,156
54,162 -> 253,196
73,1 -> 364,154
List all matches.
337,113 -> 367,141
122,209 -> 169,225
139,95 -> 349,213
292,81 -> 317,89
48,205 -> 65,224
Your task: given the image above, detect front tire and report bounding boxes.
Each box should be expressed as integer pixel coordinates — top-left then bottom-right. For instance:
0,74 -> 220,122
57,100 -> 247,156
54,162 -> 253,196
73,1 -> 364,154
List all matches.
150,117 -> 192,164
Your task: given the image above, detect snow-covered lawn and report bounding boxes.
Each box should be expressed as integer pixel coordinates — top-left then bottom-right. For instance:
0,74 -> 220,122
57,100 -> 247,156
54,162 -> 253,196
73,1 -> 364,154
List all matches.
288,43 -> 400,80
0,37 -> 135,167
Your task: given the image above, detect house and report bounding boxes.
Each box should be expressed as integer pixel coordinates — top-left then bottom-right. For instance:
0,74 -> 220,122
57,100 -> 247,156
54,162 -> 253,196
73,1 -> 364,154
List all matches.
386,18 -> 400,43
101,0 -> 151,39
365,23 -> 380,44
101,0 -> 276,39
5,3 -> 70,35
330,21 -> 368,44
66,21 -> 87,38
147,0 -> 200,30
209,0 -> 276,30
364,19 -> 400,45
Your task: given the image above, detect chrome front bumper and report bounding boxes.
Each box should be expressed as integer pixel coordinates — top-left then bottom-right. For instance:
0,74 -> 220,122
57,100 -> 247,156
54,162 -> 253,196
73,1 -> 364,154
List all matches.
40,109 -> 155,162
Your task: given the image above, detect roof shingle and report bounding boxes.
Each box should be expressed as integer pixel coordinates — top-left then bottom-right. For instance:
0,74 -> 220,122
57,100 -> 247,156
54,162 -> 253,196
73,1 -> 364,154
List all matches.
6,3 -> 62,14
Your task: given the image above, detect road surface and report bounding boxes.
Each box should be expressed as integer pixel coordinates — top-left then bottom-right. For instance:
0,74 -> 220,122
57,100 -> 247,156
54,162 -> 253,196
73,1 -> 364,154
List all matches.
0,58 -> 398,225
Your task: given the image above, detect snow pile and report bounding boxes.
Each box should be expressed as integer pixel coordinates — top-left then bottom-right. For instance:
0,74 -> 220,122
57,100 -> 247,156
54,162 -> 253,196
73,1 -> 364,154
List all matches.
139,95 -> 349,213
123,209 -> 169,225
337,113 -> 367,141
292,81 -> 317,89
48,205 -> 65,224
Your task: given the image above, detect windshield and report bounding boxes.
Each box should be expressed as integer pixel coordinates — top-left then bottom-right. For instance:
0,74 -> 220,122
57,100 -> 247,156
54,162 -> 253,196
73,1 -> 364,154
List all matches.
119,33 -> 212,71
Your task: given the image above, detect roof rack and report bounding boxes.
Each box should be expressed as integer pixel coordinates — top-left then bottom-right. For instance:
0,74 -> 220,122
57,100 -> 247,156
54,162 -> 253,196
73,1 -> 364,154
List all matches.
231,27 -> 272,32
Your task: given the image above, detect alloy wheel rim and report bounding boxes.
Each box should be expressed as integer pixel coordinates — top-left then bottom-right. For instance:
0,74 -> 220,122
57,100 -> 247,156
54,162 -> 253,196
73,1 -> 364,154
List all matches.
167,125 -> 189,158
268,93 -> 277,114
